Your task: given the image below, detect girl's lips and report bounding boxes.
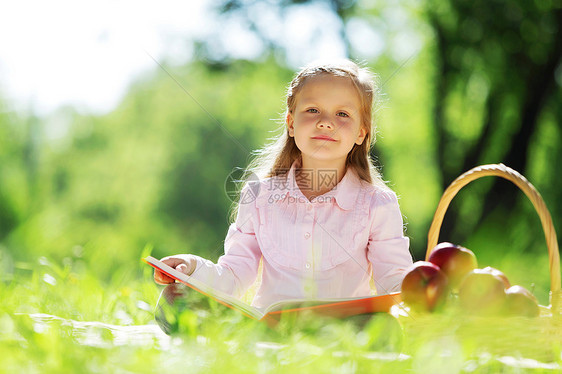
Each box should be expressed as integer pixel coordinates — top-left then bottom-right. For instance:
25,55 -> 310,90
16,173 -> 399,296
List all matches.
311,135 -> 336,141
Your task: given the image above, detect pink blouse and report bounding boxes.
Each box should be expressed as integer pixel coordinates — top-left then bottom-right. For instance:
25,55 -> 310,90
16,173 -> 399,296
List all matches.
187,161 -> 412,309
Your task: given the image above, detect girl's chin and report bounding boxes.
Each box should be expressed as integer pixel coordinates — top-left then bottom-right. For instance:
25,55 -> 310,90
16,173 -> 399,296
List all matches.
300,153 -> 348,164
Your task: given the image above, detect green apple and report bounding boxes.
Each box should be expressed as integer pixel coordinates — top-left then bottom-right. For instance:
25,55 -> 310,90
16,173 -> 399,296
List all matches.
504,285 -> 540,317
458,268 -> 507,316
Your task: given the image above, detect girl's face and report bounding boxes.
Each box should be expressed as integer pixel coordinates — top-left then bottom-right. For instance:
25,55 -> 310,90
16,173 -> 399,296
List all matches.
287,74 -> 366,168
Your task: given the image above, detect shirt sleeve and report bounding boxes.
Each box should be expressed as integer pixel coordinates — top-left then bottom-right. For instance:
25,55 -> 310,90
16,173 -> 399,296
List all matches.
187,183 -> 262,298
367,190 -> 413,294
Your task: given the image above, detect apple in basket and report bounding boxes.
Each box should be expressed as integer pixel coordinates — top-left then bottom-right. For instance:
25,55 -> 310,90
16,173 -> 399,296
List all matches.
427,242 -> 478,289
504,285 -> 540,317
481,266 -> 511,289
401,261 -> 449,313
458,267 -> 509,316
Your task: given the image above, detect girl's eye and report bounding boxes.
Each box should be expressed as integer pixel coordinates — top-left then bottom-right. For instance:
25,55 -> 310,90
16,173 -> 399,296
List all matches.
306,108 -> 319,113
337,112 -> 349,118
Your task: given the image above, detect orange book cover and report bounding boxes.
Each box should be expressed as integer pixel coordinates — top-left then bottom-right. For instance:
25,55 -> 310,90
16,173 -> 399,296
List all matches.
144,256 -> 401,327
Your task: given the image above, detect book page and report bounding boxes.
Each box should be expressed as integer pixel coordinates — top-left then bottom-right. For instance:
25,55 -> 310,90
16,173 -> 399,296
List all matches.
144,256 -> 265,319
145,256 -> 401,322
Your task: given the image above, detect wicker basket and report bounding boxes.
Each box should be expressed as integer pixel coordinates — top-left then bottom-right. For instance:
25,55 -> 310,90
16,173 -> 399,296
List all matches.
399,164 -> 562,361
425,163 -> 561,314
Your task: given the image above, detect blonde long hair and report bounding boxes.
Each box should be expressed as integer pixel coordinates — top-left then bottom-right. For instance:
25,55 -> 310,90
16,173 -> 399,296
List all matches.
230,59 -> 388,221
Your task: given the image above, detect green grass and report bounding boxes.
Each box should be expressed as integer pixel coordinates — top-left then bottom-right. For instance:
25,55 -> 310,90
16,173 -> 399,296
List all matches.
1,255 -> 561,373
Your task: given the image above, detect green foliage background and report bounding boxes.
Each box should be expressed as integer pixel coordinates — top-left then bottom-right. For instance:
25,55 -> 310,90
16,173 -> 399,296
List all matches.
2,55 -> 558,298
0,0 -> 561,370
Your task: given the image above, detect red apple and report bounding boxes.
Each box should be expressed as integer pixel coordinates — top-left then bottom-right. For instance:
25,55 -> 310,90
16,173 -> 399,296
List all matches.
401,261 -> 449,313
504,285 -> 540,317
458,268 -> 507,315
428,242 -> 477,288
481,266 -> 511,289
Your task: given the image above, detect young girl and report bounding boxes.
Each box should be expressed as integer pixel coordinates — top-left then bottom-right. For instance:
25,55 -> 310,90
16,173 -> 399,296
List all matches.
154,59 -> 413,310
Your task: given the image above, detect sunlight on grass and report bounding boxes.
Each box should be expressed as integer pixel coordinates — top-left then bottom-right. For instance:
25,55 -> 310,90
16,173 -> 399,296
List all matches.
1,255 -> 561,373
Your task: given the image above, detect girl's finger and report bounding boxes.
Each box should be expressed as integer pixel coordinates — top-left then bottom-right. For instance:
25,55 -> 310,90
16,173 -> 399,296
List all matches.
176,263 -> 189,275
154,270 -> 175,284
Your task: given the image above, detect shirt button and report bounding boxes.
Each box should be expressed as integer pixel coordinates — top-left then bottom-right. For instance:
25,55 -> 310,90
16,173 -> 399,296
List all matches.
304,232 -> 310,239
305,262 -> 311,269
306,205 -> 312,211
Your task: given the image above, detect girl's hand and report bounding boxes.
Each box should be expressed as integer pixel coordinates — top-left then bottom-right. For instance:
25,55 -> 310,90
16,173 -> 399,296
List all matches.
154,255 -> 197,285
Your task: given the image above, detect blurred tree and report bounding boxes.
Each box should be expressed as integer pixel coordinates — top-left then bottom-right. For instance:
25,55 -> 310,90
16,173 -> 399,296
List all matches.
217,0 -> 358,56
0,116 -> 22,241
0,106 -> 38,241
0,59 -> 292,278
427,1 -> 562,242
154,60 -> 292,259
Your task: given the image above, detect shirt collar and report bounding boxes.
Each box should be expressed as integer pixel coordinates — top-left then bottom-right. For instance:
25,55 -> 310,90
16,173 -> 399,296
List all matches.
284,159 -> 362,210
329,166 -> 362,210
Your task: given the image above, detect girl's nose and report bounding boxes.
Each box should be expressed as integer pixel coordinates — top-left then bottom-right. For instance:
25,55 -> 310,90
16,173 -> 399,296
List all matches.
316,118 -> 333,130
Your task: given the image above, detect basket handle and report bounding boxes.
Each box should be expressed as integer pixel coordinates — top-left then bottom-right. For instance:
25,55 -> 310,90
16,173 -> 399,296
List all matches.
425,164 -> 561,313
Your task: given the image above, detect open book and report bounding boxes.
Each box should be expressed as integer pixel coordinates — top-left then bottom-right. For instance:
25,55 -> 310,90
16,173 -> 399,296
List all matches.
144,256 -> 402,326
